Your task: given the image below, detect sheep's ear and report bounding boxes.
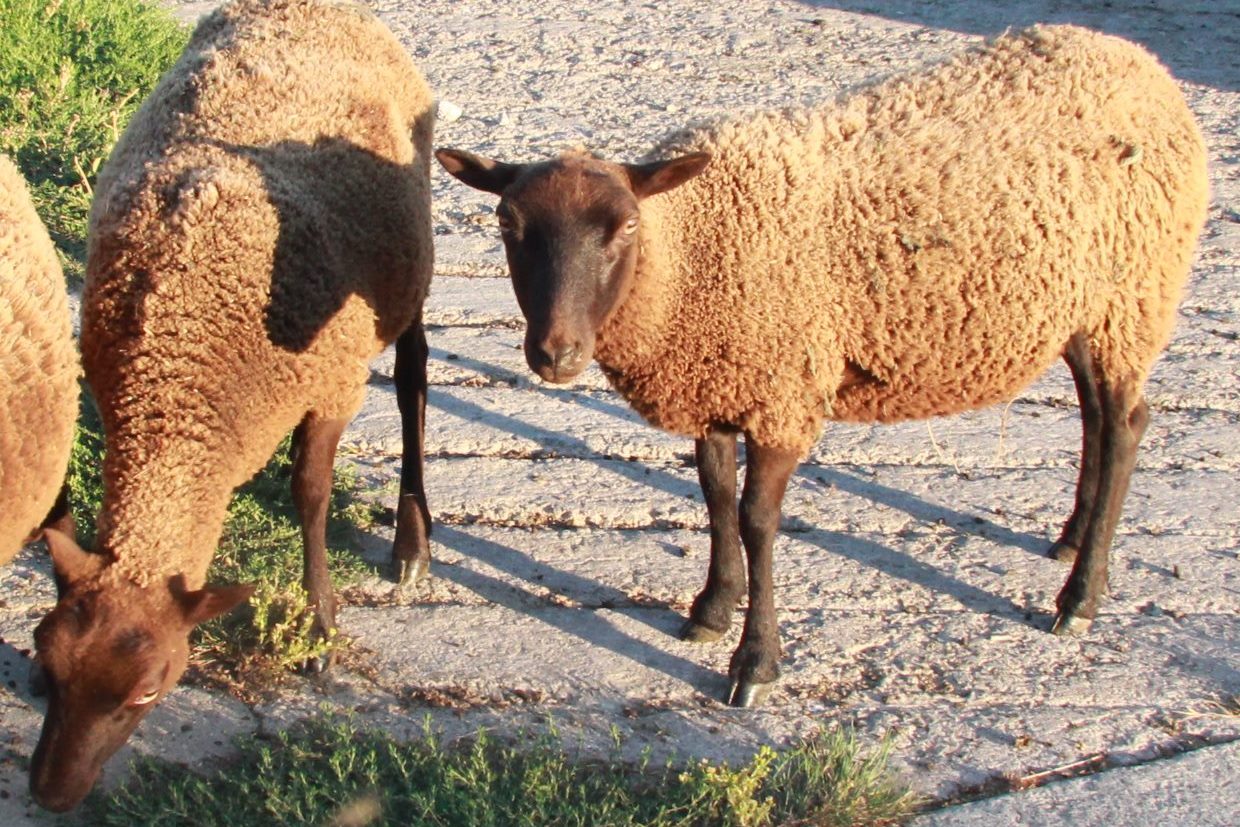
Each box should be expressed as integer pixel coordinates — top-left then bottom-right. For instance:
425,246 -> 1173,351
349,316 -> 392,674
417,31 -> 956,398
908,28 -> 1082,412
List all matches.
625,153 -> 711,199
169,575 -> 255,628
436,148 -> 522,195
45,528 -> 105,592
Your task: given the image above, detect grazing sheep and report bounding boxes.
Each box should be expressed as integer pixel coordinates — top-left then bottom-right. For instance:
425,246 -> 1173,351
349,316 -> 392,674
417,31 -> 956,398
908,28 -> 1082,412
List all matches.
437,25 -> 1208,707
0,156 -> 79,565
29,0 -> 435,811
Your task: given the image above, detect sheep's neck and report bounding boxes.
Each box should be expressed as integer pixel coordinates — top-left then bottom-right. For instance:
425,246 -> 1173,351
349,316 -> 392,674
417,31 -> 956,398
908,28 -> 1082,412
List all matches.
595,197 -> 681,374
95,438 -> 233,590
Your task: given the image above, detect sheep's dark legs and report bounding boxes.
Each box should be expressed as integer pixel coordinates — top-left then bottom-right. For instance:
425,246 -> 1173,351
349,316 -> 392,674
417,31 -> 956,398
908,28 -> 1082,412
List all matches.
728,439 -> 799,708
1052,378 -> 1147,636
1050,333 -> 1103,563
681,430 -> 745,643
291,413 -> 348,672
390,319 -> 432,584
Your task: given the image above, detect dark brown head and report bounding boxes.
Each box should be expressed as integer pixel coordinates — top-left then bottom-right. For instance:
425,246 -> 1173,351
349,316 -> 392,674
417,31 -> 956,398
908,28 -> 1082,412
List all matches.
29,530 -> 252,812
435,148 -> 710,382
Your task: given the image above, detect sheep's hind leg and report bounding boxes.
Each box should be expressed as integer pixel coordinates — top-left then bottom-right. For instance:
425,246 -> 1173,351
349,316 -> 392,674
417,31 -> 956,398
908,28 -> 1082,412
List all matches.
681,429 -> 745,643
291,413 -> 349,672
1052,376 -> 1148,636
728,439 -> 799,708
1050,333 -> 1103,564
390,319 -> 432,584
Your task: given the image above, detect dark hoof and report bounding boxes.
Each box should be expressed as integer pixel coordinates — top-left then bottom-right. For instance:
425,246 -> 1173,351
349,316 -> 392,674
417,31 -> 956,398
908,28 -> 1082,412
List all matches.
391,556 -> 430,585
1048,541 -> 1079,564
298,651 -> 335,675
1050,611 -> 1093,637
679,618 -> 727,643
728,679 -> 774,708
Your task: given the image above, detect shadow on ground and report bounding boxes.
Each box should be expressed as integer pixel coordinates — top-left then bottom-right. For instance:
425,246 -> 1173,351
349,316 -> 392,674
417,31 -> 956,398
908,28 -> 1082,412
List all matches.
800,0 -> 1240,91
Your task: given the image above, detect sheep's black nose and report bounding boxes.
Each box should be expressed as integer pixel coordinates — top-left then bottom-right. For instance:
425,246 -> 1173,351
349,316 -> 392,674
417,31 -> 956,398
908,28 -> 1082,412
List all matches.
526,337 -> 587,382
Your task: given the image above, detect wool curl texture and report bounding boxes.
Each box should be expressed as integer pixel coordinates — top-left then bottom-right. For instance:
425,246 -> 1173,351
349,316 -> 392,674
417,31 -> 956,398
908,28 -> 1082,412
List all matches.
0,157 -> 79,565
594,25 -> 1209,456
81,0 -> 434,589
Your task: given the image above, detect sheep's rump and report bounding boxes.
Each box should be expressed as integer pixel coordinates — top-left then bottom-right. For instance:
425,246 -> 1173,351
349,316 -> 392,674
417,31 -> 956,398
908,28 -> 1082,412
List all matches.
0,157 -> 78,564
83,0 -> 434,491
645,25 -> 1206,449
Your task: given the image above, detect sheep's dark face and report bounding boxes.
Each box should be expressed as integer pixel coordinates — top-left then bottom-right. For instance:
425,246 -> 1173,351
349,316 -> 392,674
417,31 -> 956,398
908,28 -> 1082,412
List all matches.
437,149 -> 710,383
28,530 -> 252,813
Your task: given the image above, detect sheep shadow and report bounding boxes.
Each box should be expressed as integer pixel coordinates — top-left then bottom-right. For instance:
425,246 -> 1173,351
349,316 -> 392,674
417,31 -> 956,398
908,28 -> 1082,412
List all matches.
0,640 -> 39,709
428,525 -> 729,698
798,0 -> 1239,91
208,132 -> 433,354
399,353 -> 1055,621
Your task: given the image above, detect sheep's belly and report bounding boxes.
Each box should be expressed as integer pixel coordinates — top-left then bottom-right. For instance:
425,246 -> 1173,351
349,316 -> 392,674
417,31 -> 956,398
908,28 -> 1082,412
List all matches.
829,350 -> 1061,424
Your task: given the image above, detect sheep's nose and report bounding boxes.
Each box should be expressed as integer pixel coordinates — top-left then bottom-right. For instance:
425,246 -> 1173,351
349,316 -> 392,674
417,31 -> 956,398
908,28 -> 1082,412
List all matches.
549,343 -> 581,372
526,337 -> 587,382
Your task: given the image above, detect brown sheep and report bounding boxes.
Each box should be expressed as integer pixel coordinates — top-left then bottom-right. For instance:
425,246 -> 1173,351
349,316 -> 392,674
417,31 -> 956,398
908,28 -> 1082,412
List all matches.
29,0 -> 434,811
437,25 -> 1208,706
0,156 -> 78,564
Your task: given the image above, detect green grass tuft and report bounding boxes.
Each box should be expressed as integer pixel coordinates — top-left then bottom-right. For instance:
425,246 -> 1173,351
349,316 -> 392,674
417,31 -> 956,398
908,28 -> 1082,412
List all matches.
0,0 -> 188,279
91,717 -> 918,827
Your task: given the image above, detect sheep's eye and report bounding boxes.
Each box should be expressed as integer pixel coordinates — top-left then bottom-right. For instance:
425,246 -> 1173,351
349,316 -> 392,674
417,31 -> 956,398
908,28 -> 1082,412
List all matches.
496,206 -> 519,235
621,216 -> 639,235
130,688 -> 159,706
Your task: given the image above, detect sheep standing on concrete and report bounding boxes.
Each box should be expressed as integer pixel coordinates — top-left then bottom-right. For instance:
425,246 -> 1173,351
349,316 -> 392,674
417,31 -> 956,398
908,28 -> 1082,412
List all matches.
29,0 -> 435,811
438,25 -> 1208,707
0,156 -> 78,565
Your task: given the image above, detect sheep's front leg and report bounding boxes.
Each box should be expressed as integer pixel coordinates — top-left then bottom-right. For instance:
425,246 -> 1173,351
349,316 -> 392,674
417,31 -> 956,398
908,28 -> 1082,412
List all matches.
728,439 -> 799,708
681,429 -> 745,642
291,413 -> 349,673
390,319 -> 433,584
1052,378 -> 1148,635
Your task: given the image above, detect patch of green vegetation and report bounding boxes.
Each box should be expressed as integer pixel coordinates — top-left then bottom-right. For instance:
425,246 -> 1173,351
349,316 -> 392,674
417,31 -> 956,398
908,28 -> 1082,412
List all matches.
0,0 -> 188,280
92,717 -> 918,827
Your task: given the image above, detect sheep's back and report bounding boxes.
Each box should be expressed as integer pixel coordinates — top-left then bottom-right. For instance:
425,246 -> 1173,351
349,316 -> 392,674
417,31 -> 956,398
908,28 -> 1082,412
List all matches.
634,25 -> 1206,451
0,157 -> 79,564
83,0 -> 433,495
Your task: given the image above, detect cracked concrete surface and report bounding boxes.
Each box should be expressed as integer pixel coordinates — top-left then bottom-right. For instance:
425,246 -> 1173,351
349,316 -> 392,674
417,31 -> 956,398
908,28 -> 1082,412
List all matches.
1,0 -> 1236,822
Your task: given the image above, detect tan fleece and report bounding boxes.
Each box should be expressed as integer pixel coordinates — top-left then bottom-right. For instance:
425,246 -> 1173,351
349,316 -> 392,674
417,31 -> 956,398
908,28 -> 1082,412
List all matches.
81,0 -> 434,588
595,25 -> 1208,455
0,157 -> 80,564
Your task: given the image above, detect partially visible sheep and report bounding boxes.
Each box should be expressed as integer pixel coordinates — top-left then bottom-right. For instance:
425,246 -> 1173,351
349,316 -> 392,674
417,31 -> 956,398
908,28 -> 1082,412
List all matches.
29,0 -> 435,812
437,25 -> 1208,706
0,156 -> 78,565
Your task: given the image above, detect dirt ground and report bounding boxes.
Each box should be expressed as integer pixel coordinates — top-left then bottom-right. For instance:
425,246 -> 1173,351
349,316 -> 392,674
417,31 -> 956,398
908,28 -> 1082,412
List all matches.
1,0 -> 1236,821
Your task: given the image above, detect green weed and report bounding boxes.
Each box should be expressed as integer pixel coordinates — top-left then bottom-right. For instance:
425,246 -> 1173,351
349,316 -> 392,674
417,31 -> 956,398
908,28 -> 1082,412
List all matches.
92,716 -> 917,826
0,0 -> 188,279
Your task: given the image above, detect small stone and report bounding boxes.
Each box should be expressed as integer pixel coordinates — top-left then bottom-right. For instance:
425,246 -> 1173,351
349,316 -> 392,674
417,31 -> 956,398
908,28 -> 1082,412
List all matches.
436,99 -> 463,124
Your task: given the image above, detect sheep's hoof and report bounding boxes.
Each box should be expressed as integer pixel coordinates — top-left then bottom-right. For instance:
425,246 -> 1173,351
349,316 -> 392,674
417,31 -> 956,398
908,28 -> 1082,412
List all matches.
1050,611 -> 1093,637
679,618 -> 727,643
1048,541 -> 1079,564
728,678 -> 775,708
298,651 -> 335,675
391,556 -> 430,585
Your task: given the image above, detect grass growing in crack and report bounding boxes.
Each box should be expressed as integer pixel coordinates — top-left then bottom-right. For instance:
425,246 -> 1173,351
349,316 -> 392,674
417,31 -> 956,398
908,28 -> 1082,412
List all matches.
92,717 -> 918,827
0,0 -> 188,280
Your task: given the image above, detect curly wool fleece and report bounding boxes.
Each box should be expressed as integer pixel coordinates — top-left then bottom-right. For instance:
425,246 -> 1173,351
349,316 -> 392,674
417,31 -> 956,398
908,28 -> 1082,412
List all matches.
596,25 -> 1208,454
0,156 -> 79,564
82,0 -> 434,588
